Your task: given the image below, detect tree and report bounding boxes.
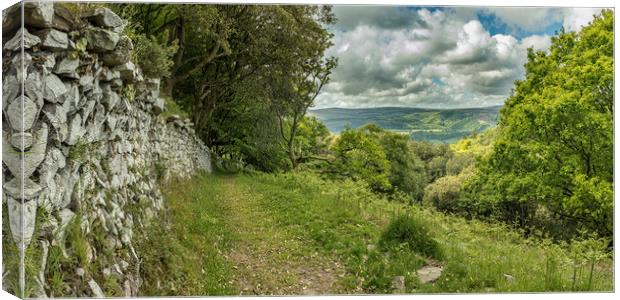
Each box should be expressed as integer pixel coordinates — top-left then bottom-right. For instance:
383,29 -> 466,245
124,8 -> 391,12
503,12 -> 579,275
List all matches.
409,141 -> 453,183
267,5 -> 337,168
359,124 -> 427,200
111,4 -> 231,92
328,124 -> 428,199
466,10 -> 613,238
274,56 -> 337,168
292,116 -> 332,164
112,4 -> 337,171
330,128 -> 392,192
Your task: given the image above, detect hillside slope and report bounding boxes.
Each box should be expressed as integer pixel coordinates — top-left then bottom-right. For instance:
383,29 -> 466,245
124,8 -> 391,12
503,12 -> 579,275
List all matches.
137,172 -> 613,296
309,106 -> 502,143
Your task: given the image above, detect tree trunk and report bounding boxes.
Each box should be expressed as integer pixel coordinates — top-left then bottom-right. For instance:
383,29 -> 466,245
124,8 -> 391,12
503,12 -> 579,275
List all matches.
287,116 -> 300,169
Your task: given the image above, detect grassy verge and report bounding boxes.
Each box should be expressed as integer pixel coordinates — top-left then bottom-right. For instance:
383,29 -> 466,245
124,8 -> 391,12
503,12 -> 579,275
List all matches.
236,171 -> 613,293
141,170 -> 612,294
135,173 -> 236,296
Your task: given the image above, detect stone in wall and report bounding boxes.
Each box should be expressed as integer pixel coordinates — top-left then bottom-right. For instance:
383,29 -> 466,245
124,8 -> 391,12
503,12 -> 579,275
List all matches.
3,28 -> 41,51
24,2 -> 55,29
85,26 -> 120,52
36,28 -> 69,50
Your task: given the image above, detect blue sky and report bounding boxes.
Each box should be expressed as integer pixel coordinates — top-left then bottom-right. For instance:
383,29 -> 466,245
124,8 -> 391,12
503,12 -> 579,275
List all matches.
315,6 -> 603,109
476,10 -> 563,38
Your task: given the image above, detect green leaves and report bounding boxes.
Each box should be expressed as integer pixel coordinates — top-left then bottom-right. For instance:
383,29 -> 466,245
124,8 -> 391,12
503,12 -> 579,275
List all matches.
331,128 -> 392,192
132,34 -> 178,78
467,10 -> 613,239
329,125 -> 428,200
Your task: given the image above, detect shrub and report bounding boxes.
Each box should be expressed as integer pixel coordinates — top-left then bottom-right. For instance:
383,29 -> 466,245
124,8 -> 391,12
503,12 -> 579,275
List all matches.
212,146 -> 245,174
423,175 -> 463,212
379,214 -> 442,259
422,167 -> 473,213
445,153 -> 475,175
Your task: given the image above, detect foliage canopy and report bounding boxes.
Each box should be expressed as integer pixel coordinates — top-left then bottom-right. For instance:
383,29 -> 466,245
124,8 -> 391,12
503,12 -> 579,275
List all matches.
466,10 -> 613,238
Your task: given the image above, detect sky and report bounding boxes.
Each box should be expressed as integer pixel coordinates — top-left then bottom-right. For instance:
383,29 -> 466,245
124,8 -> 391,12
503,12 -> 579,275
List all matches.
314,6 -> 605,109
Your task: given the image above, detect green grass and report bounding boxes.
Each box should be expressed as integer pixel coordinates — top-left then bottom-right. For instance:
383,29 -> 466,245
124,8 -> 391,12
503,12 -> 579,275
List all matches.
135,174 -> 236,296
139,170 -> 612,295
2,203 -> 54,298
233,171 -> 613,293
235,173 -> 425,293
161,96 -> 189,120
379,214 -> 443,260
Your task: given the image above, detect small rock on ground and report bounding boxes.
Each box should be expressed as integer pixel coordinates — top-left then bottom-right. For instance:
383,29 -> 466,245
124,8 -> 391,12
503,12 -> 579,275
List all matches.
417,265 -> 443,284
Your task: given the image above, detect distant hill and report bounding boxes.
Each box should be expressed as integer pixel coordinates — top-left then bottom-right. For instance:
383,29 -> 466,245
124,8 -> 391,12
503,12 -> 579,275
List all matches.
308,106 -> 502,144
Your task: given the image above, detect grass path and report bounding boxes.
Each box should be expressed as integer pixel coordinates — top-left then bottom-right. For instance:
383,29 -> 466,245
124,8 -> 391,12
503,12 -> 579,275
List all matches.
151,172 -> 612,296
219,176 -> 347,295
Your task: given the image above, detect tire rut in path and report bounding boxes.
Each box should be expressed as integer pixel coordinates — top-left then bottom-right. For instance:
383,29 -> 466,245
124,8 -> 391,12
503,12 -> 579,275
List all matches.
220,177 -> 346,295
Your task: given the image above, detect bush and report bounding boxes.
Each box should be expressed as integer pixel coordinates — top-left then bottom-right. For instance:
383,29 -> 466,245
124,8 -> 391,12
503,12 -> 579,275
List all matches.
422,167 -> 473,213
379,214 -> 442,259
212,146 -> 245,174
445,153 -> 474,175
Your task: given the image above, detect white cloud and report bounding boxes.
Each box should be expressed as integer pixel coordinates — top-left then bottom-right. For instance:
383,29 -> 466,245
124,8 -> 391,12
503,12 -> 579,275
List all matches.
562,8 -> 602,32
520,34 -> 552,51
315,6 -> 604,109
482,7 -> 602,34
483,7 -> 563,31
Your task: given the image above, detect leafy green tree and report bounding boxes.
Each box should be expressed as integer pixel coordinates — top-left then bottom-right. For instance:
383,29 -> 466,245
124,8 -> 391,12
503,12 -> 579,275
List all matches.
112,4 -> 336,171
467,10 -> 613,238
445,153 -> 475,176
274,55 -> 337,169
292,116 -> 332,164
111,4 -> 231,93
359,125 -> 427,200
329,125 -> 427,199
131,34 -> 178,78
330,128 -> 392,192
409,141 -> 453,183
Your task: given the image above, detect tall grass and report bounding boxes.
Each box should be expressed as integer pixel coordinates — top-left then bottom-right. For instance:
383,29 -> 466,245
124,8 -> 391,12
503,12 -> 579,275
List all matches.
140,170 -> 612,294
239,171 -> 613,293
135,174 -> 236,296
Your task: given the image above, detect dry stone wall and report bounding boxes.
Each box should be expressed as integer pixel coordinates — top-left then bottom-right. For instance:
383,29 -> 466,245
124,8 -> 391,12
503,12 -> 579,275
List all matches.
2,2 -> 210,297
